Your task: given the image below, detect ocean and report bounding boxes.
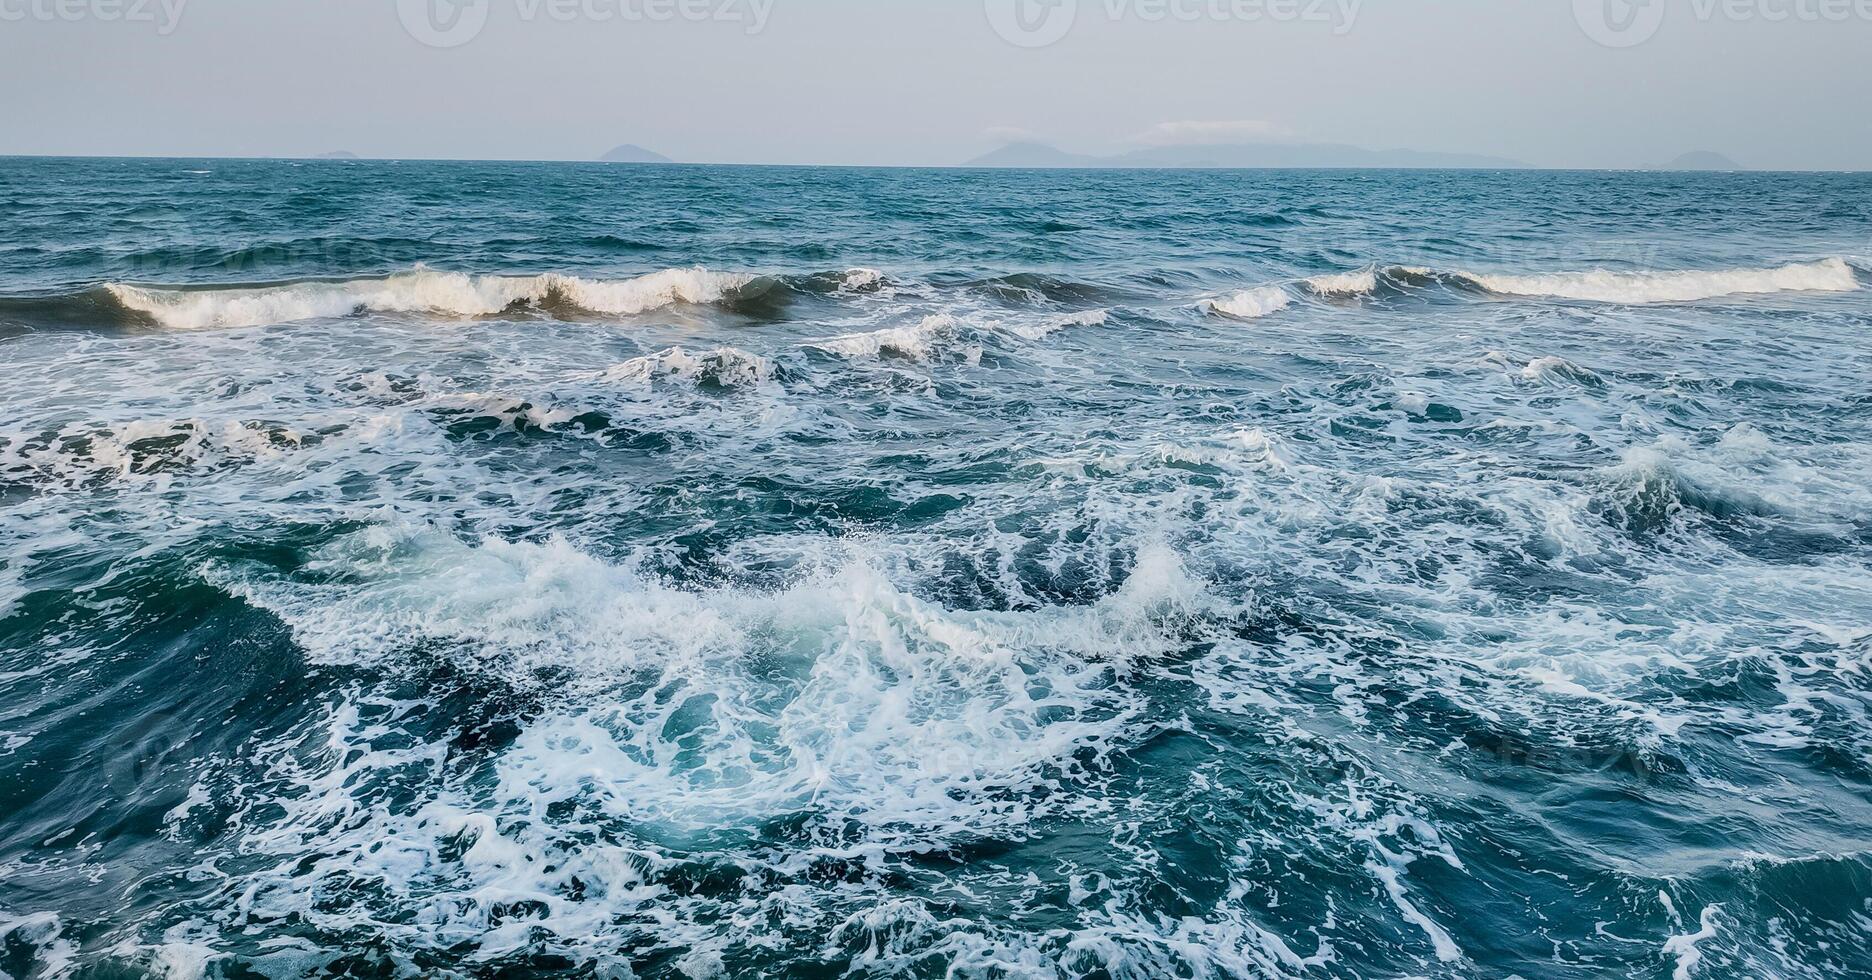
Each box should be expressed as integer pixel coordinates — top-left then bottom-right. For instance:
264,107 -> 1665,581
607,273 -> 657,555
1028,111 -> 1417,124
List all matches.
0,157 -> 1869,979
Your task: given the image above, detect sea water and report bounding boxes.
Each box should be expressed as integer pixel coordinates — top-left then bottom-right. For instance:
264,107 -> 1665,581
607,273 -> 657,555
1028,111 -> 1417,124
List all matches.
0,158 -> 1869,978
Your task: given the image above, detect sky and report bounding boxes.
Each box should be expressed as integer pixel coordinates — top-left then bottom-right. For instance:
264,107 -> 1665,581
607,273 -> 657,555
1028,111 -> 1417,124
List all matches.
2,0 -> 1869,169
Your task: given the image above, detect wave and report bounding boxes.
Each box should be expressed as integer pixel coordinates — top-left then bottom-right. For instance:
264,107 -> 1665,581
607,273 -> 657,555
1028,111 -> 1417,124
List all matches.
1206,286 -> 1292,320
808,308 -> 1111,360
181,528 -> 1216,971
598,346 -> 775,389
1483,352 -> 1606,388
998,308 -> 1109,341
1449,258 -> 1858,304
100,266 -> 756,330
1274,258 -> 1860,305
1208,266 -> 1413,314
0,266 -> 896,332
20,258 -> 1848,336
765,267 -> 888,297
209,528 -> 1202,831
962,272 -> 1120,306
836,267 -> 884,293
1601,444 -> 1781,539
809,314 -> 980,362
1301,268 -> 1382,297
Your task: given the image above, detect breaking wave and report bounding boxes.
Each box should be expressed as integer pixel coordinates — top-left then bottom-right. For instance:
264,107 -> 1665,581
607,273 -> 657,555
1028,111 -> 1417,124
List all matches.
809,314 -> 981,362
1449,257 -> 1858,304
6,259 -> 1854,338
0,267 -> 902,332
1206,285 -> 1293,320
1301,268 -> 1382,296
598,346 -> 776,389
1252,258 -> 1861,306
101,266 -> 757,329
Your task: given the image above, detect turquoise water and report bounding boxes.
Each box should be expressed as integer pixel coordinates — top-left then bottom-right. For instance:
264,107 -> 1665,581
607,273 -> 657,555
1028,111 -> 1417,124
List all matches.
1,158 -> 1869,978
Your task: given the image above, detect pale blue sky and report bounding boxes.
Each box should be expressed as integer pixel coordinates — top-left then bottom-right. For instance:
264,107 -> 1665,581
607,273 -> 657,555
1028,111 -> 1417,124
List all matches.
2,0 -> 1868,169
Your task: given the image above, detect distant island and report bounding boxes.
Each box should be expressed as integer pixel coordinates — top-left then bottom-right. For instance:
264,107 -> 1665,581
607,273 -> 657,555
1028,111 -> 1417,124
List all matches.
600,144 -> 674,164
1659,150 -> 1743,171
963,141 -> 1524,170
314,151 -> 358,160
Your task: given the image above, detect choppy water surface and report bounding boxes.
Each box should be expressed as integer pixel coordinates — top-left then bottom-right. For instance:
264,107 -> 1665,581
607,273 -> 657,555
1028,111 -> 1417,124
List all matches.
1,158 -> 1870,979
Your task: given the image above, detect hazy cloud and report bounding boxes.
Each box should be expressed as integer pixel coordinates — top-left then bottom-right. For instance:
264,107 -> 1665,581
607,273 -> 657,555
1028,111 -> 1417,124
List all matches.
1129,120 -> 1293,147
981,126 -> 1045,146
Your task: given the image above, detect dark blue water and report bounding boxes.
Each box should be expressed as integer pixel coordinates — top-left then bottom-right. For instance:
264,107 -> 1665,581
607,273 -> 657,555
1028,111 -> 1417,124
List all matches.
1,157 -> 1870,979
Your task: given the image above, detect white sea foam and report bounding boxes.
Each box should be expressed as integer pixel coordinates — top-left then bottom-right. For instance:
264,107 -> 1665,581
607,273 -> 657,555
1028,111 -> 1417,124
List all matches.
0,417 -> 311,487
838,267 -> 885,292
1454,258 -> 1857,304
1662,904 -> 1723,980
1302,268 -> 1380,296
600,346 -> 775,388
998,308 -> 1109,341
0,912 -> 77,979
106,266 -> 754,329
190,530 -> 1221,964
809,314 -> 977,361
1518,355 -> 1602,387
1206,285 -> 1292,319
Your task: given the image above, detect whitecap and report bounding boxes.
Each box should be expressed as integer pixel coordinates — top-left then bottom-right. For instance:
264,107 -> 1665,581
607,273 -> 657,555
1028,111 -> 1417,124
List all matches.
837,268 -> 885,292
998,308 -> 1109,341
106,266 -> 755,330
600,346 -> 775,389
809,314 -> 975,361
1206,286 -> 1292,320
1453,258 -> 1856,304
1302,268 -> 1379,297
1519,355 -> 1602,387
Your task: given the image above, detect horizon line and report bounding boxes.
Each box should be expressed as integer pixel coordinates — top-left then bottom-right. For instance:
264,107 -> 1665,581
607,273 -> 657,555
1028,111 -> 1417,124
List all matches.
2,153 -> 1867,175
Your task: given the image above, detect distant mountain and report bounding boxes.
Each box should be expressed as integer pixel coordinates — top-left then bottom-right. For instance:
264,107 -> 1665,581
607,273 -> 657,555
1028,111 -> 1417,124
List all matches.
599,144 -> 674,164
963,142 -> 1106,168
1661,151 -> 1743,171
962,141 -> 1523,170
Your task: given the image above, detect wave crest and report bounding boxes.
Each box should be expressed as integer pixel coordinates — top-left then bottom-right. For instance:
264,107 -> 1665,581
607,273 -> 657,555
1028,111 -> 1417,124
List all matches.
599,346 -> 776,389
1206,286 -> 1292,320
1452,258 -> 1857,304
1302,268 -> 1381,297
1279,258 -> 1859,306
103,266 -> 756,330
809,315 -> 980,362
